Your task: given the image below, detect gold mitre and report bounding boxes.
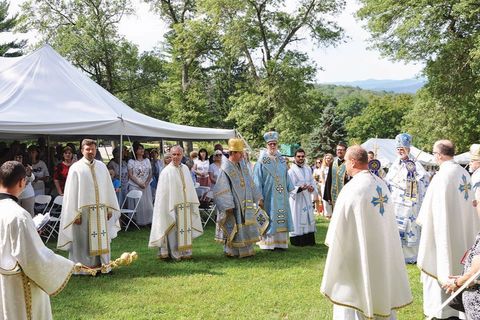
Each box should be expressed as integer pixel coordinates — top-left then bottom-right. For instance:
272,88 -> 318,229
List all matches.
470,144 -> 480,161
228,138 -> 244,152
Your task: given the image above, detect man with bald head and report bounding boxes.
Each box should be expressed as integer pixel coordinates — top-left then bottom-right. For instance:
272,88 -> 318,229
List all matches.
149,145 -> 203,261
321,146 -> 412,319
417,139 -> 480,319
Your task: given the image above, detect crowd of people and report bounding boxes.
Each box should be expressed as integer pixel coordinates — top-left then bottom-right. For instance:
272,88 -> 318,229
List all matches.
2,132 -> 480,319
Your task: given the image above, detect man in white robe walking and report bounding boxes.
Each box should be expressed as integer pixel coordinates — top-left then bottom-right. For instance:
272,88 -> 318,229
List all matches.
0,161 -> 74,319
385,133 -> 429,264
321,145 -> 412,319
149,145 -> 203,260
417,139 -> 480,319
58,139 -> 120,275
288,148 -> 317,246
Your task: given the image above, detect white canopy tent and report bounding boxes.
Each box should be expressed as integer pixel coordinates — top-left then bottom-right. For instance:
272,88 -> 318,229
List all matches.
361,138 -> 435,168
454,152 -> 470,165
0,45 -> 236,141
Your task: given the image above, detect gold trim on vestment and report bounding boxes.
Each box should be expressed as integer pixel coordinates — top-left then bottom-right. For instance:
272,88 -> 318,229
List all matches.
21,272 -> 32,320
322,292 -> 413,319
50,266 -> 75,297
257,240 -> 288,246
0,262 -> 21,274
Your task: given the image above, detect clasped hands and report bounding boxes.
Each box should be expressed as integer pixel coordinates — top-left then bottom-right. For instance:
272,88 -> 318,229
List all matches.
74,211 -> 113,225
300,184 -> 314,193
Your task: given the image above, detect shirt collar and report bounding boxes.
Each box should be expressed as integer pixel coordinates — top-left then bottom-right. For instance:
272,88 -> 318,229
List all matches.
0,193 -> 19,202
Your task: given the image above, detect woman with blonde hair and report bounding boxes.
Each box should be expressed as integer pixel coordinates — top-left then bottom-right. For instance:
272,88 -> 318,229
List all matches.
312,158 -> 324,215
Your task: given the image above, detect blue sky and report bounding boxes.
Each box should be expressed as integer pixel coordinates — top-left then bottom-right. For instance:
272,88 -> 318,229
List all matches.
6,0 -> 424,83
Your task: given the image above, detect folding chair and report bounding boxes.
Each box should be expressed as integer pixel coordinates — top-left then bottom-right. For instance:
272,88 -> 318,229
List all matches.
34,194 -> 52,215
196,187 -> 217,227
120,190 -> 142,231
43,195 -> 63,243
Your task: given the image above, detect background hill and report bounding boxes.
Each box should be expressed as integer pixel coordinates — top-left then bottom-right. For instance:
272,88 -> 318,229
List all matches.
322,78 -> 426,93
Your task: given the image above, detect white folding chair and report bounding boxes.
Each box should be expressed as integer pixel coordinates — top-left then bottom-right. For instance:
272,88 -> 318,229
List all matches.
34,194 -> 52,215
43,195 -> 63,243
120,190 -> 142,231
197,188 -> 217,227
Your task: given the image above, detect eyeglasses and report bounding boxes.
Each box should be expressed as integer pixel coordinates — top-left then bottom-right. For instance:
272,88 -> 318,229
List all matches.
296,155 -> 305,158
267,142 -> 277,146
214,154 -> 222,157
316,161 -> 321,164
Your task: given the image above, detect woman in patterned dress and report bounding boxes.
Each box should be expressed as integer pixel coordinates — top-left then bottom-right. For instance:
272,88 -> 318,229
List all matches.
127,143 -> 153,226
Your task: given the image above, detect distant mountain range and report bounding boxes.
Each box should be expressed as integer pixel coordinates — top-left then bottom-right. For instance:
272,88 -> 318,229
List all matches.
324,78 -> 426,94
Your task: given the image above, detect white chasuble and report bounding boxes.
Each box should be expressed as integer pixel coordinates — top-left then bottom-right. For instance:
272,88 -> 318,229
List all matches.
416,160 -> 480,318
1,197 -> 74,320
417,161 -> 480,283
149,163 -> 203,251
321,171 -> 412,319
58,158 -> 120,257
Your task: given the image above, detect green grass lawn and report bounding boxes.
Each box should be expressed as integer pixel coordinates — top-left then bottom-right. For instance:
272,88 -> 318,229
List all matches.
50,218 -> 423,319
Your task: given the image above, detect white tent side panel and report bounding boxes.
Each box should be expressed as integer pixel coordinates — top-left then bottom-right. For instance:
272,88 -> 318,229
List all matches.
0,45 -> 235,140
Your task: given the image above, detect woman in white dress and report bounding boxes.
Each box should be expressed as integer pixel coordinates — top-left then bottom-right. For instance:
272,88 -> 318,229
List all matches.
127,144 -> 153,226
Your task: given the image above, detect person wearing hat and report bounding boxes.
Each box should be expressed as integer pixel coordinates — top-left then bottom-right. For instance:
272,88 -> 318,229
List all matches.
469,144 -> 480,211
213,138 -> 263,257
384,133 -> 429,264
417,140 -> 480,319
253,131 -> 294,250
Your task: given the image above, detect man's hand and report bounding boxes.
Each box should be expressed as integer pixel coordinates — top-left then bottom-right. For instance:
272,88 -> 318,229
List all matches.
74,217 -> 82,225
473,200 -> 477,208
258,199 -> 264,209
307,185 -> 314,193
107,211 -> 112,220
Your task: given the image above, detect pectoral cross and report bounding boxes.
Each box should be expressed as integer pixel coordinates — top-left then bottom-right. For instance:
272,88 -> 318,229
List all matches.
371,185 -> 388,216
458,175 -> 471,200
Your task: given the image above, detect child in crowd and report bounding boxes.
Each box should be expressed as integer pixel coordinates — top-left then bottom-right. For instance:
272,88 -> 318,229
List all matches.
109,168 -> 121,204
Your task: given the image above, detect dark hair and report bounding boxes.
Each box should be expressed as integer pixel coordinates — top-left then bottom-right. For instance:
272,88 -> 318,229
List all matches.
294,148 -> 305,156
27,145 -> 39,153
337,142 -> 347,149
81,139 -> 96,149
198,148 -> 208,161
0,161 -> 26,188
437,141 -> 455,157
133,143 -> 144,154
367,151 -> 375,156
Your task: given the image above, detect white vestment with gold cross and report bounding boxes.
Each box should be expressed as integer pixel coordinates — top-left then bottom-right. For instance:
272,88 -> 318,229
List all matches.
58,158 -> 120,272
149,163 -> 203,259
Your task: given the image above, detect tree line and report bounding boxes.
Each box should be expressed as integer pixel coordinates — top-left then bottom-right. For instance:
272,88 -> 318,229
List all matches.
1,0 -> 479,156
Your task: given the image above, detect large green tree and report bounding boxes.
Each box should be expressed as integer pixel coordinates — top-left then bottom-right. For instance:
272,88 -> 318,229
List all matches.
357,0 -> 480,148
0,0 -> 25,56
203,0 -> 346,145
304,97 -> 346,159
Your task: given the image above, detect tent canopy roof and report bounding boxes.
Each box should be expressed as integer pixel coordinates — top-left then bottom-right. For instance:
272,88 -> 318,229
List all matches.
0,45 -> 235,141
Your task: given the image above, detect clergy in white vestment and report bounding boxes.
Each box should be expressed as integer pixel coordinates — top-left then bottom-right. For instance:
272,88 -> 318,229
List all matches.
384,133 -> 429,264
149,145 -> 203,260
469,144 -> 480,210
321,146 -> 412,320
0,161 -> 74,319
288,148 -> 317,246
417,140 -> 480,319
58,139 -> 120,275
